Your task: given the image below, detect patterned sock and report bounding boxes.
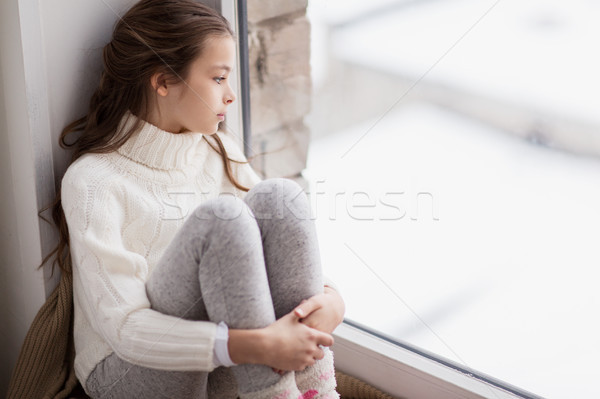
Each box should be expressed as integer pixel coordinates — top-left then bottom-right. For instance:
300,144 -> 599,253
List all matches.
239,372 -> 301,399
295,348 -> 339,399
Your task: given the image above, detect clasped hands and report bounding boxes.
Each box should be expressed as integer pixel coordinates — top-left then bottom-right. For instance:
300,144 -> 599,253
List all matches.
268,286 -> 345,373
228,286 -> 345,372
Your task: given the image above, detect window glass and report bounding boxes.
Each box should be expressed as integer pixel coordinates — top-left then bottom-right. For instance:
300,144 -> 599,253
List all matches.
305,1 -> 600,398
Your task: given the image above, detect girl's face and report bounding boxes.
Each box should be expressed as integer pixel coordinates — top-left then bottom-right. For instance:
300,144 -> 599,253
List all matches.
157,35 -> 237,134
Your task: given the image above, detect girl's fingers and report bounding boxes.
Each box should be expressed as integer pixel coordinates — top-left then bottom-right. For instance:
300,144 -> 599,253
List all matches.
294,296 -> 321,318
313,346 -> 325,361
314,330 -> 334,347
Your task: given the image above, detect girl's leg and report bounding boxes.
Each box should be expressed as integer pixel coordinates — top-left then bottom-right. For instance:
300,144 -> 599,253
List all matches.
85,352 -> 211,399
147,194 -> 300,398
244,179 -> 338,399
87,194 -> 298,399
243,178 -> 323,319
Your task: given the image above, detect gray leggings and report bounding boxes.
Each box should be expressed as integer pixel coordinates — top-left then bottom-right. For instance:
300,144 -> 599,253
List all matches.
86,178 -> 323,399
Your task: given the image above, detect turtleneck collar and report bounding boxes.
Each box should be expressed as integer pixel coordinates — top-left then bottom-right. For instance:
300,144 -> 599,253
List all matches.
116,111 -> 207,171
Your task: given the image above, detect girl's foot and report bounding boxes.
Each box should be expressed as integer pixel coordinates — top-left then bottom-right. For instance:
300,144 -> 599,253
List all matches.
295,348 -> 339,399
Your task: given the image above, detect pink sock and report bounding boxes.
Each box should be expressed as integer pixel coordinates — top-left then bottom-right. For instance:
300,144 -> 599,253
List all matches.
295,349 -> 339,399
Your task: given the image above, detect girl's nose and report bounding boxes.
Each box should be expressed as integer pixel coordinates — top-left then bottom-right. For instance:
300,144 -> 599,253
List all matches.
225,91 -> 236,104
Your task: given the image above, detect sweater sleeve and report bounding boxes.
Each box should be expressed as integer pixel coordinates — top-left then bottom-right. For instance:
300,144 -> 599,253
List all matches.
62,170 -> 218,372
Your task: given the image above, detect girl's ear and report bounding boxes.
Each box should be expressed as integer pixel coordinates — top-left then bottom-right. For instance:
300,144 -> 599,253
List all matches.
150,72 -> 169,97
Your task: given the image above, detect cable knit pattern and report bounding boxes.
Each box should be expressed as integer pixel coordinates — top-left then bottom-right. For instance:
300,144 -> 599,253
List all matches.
61,113 -> 262,390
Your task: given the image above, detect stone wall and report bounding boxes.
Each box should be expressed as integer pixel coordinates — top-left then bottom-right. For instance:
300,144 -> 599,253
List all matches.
246,0 -> 312,180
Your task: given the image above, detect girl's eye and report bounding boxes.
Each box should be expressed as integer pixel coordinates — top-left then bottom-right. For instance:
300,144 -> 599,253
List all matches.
214,76 -> 225,84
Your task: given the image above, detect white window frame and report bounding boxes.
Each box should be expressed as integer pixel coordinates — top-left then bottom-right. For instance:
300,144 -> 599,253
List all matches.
332,321 -> 542,399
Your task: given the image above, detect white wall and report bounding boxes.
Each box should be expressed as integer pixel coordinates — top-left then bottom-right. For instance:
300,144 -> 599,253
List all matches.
1,0 -> 51,394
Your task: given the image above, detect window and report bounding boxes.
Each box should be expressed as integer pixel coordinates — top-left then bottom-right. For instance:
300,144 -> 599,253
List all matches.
305,1 -> 600,398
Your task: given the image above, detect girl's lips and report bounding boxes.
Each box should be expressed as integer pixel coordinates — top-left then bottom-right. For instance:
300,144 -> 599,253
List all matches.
217,113 -> 225,121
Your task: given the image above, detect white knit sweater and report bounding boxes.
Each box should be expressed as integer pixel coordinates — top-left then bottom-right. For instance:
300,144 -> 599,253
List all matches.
61,113 -> 262,388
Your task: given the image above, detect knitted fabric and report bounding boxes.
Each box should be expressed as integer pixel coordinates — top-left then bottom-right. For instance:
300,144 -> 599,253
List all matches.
61,113 -> 261,387
7,113 -> 259,398
6,271 -> 80,399
295,349 -> 338,399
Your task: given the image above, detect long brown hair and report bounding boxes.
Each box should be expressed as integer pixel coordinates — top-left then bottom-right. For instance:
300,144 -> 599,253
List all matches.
44,0 -> 250,275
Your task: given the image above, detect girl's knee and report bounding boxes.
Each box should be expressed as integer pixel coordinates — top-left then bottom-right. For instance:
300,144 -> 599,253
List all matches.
192,195 -> 254,225
246,178 -> 310,220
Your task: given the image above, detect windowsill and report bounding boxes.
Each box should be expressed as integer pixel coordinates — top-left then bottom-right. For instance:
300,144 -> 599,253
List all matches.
333,321 -> 539,399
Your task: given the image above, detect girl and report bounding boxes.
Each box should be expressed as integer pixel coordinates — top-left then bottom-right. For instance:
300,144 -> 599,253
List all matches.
54,0 -> 345,398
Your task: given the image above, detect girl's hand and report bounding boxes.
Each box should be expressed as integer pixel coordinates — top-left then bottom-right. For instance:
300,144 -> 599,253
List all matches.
228,311 -> 334,372
293,286 -> 345,334
261,311 -> 334,371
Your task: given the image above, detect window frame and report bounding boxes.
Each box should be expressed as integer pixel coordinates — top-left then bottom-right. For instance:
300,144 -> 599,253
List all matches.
219,0 -> 253,157
332,320 -> 544,399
